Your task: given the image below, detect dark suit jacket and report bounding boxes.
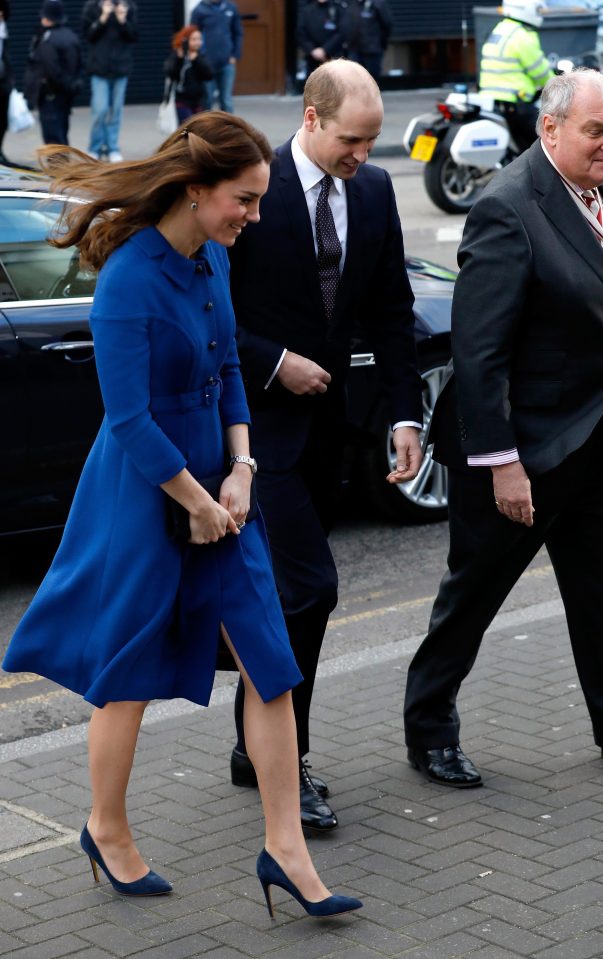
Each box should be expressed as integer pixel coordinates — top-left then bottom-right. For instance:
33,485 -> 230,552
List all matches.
430,140 -> 603,476
229,138 -> 423,468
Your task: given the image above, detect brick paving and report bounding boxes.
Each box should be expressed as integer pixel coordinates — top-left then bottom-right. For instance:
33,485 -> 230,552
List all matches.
1,610 -> 603,958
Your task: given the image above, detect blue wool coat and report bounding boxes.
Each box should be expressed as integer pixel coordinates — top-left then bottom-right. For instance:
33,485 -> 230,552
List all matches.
2,227 -> 302,706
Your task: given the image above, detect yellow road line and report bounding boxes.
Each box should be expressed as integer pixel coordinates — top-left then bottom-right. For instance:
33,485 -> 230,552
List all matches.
0,673 -> 43,690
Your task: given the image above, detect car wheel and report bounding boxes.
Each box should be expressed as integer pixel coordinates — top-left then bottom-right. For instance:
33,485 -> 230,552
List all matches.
362,352 -> 449,523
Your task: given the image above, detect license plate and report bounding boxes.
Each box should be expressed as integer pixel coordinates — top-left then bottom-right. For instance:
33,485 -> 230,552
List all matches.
410,134 -> 438,163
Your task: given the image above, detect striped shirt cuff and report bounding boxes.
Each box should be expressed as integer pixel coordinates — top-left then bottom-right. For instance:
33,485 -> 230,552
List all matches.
467,448 -> 519,467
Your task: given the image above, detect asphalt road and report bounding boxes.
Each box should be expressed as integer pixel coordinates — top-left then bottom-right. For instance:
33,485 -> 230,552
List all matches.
0,102 -> 554,744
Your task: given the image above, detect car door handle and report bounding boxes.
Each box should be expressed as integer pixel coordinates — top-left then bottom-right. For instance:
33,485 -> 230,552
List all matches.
41,340 -> 94,352
40,340 -> 95,364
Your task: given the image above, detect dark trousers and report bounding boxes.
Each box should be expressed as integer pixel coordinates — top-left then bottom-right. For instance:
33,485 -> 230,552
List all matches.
496,100 -> 539,153
39,92 -> 70,145
404,419 -> 603,750
234,405 -> 342,758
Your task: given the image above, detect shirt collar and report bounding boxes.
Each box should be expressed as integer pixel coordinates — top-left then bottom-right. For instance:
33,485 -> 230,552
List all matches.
132,226 -> 214,290
291,131 -> 344,196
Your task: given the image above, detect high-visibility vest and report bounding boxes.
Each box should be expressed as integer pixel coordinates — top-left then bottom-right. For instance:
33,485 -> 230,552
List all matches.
479,18 -> 554,102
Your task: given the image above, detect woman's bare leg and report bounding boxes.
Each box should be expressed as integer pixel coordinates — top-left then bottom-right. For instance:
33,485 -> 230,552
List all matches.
222,628 -> 331,901
86,700 -> 150,883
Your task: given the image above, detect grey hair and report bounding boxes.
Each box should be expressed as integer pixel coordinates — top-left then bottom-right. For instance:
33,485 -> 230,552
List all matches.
536,68 -> 603,135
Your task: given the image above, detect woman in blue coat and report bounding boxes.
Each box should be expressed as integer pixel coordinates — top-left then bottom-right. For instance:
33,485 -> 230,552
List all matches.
2,113 -> 361,919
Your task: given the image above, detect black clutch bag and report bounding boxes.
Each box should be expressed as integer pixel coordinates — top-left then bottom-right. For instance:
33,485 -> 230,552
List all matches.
165,472 -> 258,544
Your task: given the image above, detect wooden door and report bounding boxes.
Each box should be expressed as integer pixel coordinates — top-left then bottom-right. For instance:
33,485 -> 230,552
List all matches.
235,0 -> 286,94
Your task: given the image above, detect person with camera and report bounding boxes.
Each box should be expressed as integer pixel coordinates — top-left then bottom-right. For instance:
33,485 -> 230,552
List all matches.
23,0 -> 81,145
164,25 -> 213,123
81,0 -> 138,161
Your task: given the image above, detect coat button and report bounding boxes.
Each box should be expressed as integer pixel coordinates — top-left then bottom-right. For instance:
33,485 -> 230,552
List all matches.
208,340 -> 217,350
205,301 -> 213,310
195,263 -> 204,274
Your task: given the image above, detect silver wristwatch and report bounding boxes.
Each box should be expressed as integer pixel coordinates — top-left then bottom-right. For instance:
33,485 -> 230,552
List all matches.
230,455 -> 258,474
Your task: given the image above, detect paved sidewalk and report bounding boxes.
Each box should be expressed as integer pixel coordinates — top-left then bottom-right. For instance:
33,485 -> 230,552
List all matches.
1,607 -> 603,959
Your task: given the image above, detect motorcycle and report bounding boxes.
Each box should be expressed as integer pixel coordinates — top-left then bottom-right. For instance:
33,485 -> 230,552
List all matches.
403,59 -> 577,215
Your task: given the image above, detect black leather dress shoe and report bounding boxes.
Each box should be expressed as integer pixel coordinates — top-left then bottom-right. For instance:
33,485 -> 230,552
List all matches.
299,762 -> 338,832
230,748 -> 329,797
407,745 -> 483,788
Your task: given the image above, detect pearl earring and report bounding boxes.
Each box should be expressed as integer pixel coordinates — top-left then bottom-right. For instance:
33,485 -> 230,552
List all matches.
191,201 -> 198,211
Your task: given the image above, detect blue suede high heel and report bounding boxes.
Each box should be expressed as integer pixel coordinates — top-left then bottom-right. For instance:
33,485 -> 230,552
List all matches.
80,824 -> 172,896
256,848 -> 363,918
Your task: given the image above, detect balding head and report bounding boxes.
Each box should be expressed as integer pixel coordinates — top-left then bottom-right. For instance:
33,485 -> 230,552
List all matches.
539,68 -> 603,190
303,59 -> 382,126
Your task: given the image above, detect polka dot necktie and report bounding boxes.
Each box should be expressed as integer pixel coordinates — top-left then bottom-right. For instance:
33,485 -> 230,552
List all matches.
315,174 -> 342,321
582,189 -> 603,225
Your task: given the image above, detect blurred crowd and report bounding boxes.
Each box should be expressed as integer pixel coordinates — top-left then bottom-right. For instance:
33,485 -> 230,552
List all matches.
0,0 -> 395,164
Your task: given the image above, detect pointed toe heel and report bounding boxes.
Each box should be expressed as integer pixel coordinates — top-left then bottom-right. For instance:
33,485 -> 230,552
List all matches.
80,824 -> 172,896
256,848 -> 362,919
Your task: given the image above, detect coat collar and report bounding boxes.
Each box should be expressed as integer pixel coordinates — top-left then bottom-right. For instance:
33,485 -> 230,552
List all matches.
528,140 -> 603,283
131,226 -> 214,291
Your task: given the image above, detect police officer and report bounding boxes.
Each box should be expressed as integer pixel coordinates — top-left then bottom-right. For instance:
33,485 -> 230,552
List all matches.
344,0 -> 391,82
297,0 -> 347,77
479,0 -> 554,152
23,0 -> 81,145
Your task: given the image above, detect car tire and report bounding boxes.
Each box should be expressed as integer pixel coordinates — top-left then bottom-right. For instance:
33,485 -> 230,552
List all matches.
361,352 -> 449,524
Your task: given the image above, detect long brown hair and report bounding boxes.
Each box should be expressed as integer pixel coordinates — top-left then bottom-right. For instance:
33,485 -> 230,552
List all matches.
39,111 -> 273,271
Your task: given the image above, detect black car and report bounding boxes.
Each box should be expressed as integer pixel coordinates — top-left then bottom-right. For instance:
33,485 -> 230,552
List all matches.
0,180 -> 452,537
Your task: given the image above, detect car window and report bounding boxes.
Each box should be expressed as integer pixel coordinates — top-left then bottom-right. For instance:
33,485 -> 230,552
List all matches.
0,196 -> 97,302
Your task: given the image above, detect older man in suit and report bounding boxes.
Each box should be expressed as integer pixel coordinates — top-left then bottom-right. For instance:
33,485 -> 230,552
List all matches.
404,69 -> 603,788
228,60 -> 424,829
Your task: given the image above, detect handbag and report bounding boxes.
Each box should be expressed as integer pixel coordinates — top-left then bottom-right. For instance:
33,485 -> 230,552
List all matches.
8,89 -> 34,133
156,81 -> 178,137
165,471 -> 258,544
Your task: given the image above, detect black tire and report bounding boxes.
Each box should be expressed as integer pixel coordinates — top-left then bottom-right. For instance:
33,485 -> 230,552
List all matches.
361,352 -> 449,524
424,144 -> 483,214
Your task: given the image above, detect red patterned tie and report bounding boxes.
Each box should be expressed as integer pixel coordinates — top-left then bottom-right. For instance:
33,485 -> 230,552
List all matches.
582,189 -> 603,226
315,174 -> 342,321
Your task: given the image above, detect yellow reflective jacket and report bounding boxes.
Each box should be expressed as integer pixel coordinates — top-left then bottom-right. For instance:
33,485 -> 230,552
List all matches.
479,18 -> 554,102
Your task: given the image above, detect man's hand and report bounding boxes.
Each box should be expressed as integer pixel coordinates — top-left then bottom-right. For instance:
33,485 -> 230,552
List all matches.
492,461 -> 534,526
386,426 -> 423,484
311,47 -> 327,62
276,350 -> 331,395
100,0 -> 114,21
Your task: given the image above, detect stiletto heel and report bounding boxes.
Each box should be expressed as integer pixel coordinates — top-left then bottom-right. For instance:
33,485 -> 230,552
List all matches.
88,855 -> 100,883
80,824 -> 172,896
259,877 -> 275,918
256,848 -> 362,918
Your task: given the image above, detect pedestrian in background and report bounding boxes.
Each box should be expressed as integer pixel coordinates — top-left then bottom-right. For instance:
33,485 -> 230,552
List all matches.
2,111 -> 363,920
190,0 -> 242,114
23,0 -> 81,146
81,0 -> 138,161
164,25 -> 213,124
344,0 -> 391,82
297,0 -> 348,78
404,70 -> 603,789
0,0 -> 12,163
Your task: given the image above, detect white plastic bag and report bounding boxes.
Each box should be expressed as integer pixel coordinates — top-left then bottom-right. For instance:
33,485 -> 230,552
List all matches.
157,82 -> 178,137
8,89 -> 34,133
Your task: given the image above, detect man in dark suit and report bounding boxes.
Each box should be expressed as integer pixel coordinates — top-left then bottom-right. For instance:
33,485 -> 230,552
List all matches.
229,59 -> 424,828
404,69 -> 603,788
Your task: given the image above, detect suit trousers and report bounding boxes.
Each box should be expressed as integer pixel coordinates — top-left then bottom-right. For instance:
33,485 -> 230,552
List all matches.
234,405 -> 342,758
404,417 -> 603,750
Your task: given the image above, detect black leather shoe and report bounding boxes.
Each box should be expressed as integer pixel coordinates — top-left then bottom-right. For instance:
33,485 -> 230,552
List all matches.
230,749 -> 329,797
407,745 -> 483,788
299,762 -> 338,832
